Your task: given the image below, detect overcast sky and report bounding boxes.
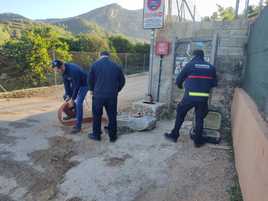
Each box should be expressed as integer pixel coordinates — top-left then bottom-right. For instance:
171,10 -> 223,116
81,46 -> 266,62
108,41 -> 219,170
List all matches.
0,0 -> 260,19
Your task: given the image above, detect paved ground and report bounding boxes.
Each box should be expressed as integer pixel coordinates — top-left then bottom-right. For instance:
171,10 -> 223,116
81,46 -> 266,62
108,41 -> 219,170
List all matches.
0,74 -> 234,201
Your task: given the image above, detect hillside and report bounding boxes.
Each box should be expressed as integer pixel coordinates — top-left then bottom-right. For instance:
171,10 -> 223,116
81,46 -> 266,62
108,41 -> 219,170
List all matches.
0,13 -> 28,21
0,4 -> 150,42
52,18 -> 106,35
0,24 -> 10,45
0,19 -> 73,44
39,4 -> 149,40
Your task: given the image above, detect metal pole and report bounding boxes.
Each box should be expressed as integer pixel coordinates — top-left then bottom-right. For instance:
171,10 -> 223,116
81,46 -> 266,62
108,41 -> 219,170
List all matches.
157,55 -> 164,102
167,0 -> 172,23
147,29 -> 155,98
0,84 -> 7,92
52,49 -> 57,86
259,0 -> 264,11
183,0 -> 195,21
235,0 -> 240,18
245,0 -> 250,17
125,53 -> 128,75
176,0 -> 182,22
143,53 -> 146,72
193,4 -> 196,22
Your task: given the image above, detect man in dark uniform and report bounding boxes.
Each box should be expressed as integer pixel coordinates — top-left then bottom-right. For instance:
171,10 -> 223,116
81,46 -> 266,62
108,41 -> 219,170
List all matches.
88,51 -> 125,142
164,49 -> 217,147
52,60 -> 88,134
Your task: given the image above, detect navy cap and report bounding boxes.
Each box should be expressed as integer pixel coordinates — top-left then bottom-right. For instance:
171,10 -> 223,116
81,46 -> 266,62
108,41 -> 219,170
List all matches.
100,51 -> 110,56
193,49 -> 204,58
52,60 -> 63,68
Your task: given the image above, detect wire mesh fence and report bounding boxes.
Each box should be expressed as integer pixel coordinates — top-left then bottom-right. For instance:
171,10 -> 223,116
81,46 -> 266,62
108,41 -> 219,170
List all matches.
0,51 -> 149,92
242,7 -> 268,120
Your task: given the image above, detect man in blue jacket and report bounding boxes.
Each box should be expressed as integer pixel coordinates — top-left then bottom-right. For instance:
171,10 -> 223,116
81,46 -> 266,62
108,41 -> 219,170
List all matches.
88,51 -> 125,142
52,60 -> 88,134
164,49 -> 217,147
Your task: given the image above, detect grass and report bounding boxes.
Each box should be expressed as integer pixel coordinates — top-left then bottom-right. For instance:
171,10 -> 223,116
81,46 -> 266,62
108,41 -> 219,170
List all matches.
224,119 -> 243,201
228,175 -> 243,201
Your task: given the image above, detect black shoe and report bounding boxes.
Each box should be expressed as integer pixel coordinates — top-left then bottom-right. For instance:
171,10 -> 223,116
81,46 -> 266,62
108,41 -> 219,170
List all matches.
109,136 -> 117,143
164,133 -> 178,143
88,133 -> 101,141
63,116 -> 74,121
194,138 -> 206,148
70,127 -> 81,134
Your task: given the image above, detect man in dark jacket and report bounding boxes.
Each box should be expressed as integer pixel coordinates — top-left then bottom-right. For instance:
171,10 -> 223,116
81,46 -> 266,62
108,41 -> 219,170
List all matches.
52,60 -> 88,134
88,51 -> 125,142
164,49 -> 217,147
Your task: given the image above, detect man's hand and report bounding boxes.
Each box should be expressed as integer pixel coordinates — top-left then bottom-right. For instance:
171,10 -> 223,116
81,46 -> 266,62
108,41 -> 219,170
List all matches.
63,95 -> 70,101
67,99 -> 74,108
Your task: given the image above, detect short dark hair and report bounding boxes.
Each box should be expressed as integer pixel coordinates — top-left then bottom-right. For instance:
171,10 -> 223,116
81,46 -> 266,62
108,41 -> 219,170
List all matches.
192,49 -> 204,58
100,51 -> 110,56
52,60 -> 63,68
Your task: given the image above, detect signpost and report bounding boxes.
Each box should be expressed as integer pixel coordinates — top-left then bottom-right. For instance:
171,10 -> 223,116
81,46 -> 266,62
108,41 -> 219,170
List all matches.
143,0 -> 165,29
143,0 -> 165,103
156,41 -> 170,101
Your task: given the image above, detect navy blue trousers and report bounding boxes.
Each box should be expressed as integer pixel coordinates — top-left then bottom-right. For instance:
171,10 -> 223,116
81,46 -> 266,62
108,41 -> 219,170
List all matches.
92,96 -> 117,138
171,99 -> 208,140
75,86 -> 88,129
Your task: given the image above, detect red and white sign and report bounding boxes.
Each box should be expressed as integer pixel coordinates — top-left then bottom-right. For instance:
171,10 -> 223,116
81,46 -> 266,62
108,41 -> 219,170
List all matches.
143,0 -> 165,29
156,41 -> 170,56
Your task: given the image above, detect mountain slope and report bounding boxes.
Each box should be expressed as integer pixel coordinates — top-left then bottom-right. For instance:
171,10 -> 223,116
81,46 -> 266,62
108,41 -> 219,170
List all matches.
0,13 -> 28,21
41,4 -> 149,40
0,4 -> 150,41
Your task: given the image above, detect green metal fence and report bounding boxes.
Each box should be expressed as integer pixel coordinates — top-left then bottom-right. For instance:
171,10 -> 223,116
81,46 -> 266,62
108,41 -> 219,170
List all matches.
243,7 -> 268,120
0,52 -> 149,91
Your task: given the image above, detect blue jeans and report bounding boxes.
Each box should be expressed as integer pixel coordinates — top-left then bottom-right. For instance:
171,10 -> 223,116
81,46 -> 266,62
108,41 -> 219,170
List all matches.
75,86 -> 88,129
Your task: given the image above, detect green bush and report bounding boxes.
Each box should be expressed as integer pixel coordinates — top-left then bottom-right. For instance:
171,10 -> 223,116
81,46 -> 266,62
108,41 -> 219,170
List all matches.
2,26 -> 71,87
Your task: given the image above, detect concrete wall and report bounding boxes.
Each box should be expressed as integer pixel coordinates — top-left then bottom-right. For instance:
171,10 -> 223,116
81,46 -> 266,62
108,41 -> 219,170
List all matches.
232,88 -> 268,201
150,19 -> 248,135
151,20 -> 248,111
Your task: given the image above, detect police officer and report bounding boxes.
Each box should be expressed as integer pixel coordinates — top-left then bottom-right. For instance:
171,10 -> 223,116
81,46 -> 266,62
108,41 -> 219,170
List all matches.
164,49 -> 217,147
88,51 -> 125,142
52,60 -> 88,134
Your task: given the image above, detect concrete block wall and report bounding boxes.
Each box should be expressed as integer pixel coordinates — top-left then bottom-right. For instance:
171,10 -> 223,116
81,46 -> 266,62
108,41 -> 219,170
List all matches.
150,20 -> 248,134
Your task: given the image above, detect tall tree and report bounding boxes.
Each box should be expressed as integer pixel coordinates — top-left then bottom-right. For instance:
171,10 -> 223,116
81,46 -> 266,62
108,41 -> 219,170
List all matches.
108,35 -> 133,53
3,26 -> 71,86
210,5 -> 235,21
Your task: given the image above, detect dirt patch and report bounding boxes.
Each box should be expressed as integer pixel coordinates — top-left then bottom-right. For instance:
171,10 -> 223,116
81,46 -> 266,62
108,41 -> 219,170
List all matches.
25,119 -> 40,123
8,122 -> 33,129
0,127 -> 10,135
0,136 -> 79,201
104,154 -> 132,167
0,194 -> 15,201
0,159 -> 54,201
29,136 -> 79,200
0,127 -> 17,145
66,197 -> 83,201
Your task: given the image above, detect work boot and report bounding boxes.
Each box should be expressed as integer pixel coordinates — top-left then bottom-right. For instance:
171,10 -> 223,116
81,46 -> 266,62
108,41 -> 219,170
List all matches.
109,135 -> 117,143
88,133 -> 101,141
70,127 -> 81,134
164,133 -> 179,143
194,137 -> 206,148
